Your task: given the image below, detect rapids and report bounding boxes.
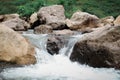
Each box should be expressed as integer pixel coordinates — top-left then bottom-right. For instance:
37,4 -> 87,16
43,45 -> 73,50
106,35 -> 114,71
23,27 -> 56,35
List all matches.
0,33 -> 120,80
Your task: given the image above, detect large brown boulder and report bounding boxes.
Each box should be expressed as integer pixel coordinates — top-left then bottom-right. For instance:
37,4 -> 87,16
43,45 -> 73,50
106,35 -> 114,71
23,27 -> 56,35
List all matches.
37,5 -> 66,30
1,18 -> 30,31
66,11 -> 100,31
70,25 -> 120,68
0,25 -> 36,65
0,14 -> 19,22
34,25 -> 53,34
114,15 -> 120,26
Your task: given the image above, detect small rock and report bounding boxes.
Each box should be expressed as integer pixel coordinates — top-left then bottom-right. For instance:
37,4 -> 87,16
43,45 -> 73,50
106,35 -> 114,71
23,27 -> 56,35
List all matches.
100,16 -> 114,26
114,15 -> 120,26
34,25 -> 53,34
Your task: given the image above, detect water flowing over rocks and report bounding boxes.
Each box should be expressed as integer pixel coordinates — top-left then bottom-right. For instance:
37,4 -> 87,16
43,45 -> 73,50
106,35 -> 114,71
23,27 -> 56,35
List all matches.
47,35 -> 68,55
0,25 -> 36,67
37,5 -> 66,30
0,4 -> 120,80
70,25 -> 120,68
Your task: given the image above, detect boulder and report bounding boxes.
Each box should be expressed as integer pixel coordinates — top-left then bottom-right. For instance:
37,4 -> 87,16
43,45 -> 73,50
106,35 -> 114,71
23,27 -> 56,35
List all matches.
0,25 -> 36,65
34,25 -> 53,34
37,5 -> 66,30
47,35 -> 68,55
66,11 -> 100,31
100,16 -> 114,26
0,13 -> 19,22
114,15 -> 120,26
1,18 -> 30,31
70,25 -> 120,68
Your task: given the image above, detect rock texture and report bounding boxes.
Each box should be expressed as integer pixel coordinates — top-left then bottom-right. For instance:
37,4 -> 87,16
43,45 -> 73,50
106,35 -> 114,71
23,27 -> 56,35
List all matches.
70,25 -> 120,68
0,14 -> 19,22
37,5 -> 66,30
29,12 -> 41,29
29,12 -> 38,25
100,16 -> 114,26
114,15 -> 120,26
47,35 -> 68,55
53,29 -> 74,35
0,25 -> 36,65
66,11 -> 100,31
34,25 -> 53,34
1,18 -> 30,31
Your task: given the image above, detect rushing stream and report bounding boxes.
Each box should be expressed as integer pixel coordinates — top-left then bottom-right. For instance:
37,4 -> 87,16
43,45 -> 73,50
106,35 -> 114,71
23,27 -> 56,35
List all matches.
0,33 -> 120,80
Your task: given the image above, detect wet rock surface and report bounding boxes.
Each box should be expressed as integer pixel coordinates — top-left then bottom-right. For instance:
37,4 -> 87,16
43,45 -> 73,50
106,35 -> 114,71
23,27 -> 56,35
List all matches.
70,25 -> 120,68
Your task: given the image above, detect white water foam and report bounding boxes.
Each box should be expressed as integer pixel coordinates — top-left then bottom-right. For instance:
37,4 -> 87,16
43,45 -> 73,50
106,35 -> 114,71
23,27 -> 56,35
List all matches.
0,34 -> 120,80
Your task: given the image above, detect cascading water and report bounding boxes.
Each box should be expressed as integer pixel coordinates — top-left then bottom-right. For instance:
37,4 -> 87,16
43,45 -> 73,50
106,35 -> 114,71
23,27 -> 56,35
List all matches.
0,33 -> 120,80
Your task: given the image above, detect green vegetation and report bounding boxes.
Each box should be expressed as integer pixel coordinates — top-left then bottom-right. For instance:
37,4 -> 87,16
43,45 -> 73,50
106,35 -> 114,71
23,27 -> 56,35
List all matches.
0,0 -> 120,18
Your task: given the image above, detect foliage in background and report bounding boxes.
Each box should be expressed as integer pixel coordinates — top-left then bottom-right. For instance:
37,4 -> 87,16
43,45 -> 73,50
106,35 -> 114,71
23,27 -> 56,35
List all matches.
0,0 -> 119,18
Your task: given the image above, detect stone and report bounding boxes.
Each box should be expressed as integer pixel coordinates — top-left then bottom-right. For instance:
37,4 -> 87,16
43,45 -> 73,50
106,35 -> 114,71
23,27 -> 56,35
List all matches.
29,12 -> 38,25
34,25 -> 53,34
53,29 -> 74,35
1,18 -> 30,31
70,25 -> 120,68
0,13 -> 19,22
0,25 -> 36,65
29,12 -> 41,29
100,16 -> 114,26
66,11 -> 100,31
37,5 -> 66,30
114,15 -> 120,26
47,35 -> 68,55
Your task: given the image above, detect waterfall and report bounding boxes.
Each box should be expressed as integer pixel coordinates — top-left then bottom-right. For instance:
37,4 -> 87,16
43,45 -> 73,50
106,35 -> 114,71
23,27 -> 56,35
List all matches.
59,35 -> 83,57
0,34 -> 120,80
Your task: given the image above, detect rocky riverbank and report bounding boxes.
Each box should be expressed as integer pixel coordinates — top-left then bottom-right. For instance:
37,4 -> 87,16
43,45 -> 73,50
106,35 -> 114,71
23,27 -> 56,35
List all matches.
0,5 -> 120,72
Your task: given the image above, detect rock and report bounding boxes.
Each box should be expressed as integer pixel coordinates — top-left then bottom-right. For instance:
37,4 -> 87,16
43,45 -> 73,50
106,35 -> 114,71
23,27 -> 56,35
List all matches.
70,25 -> 120,68
29,12 -> 38,25
37,5 -> 66,30
66,11 -> 100,31
1,18 -> 30,31
53,29 -> 74,35
34,25 -> 53,34
100,16 -> 114,26
47,35 -> 68,55
0,15 -> 4,22
29,12 -> 41,29
114,15 -> 120,26
0,13 -> 19,22
0,25 -> 36,65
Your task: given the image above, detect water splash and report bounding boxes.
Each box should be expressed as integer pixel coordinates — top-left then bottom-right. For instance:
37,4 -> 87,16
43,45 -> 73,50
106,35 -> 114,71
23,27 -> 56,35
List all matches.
0,34 -> 120,80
